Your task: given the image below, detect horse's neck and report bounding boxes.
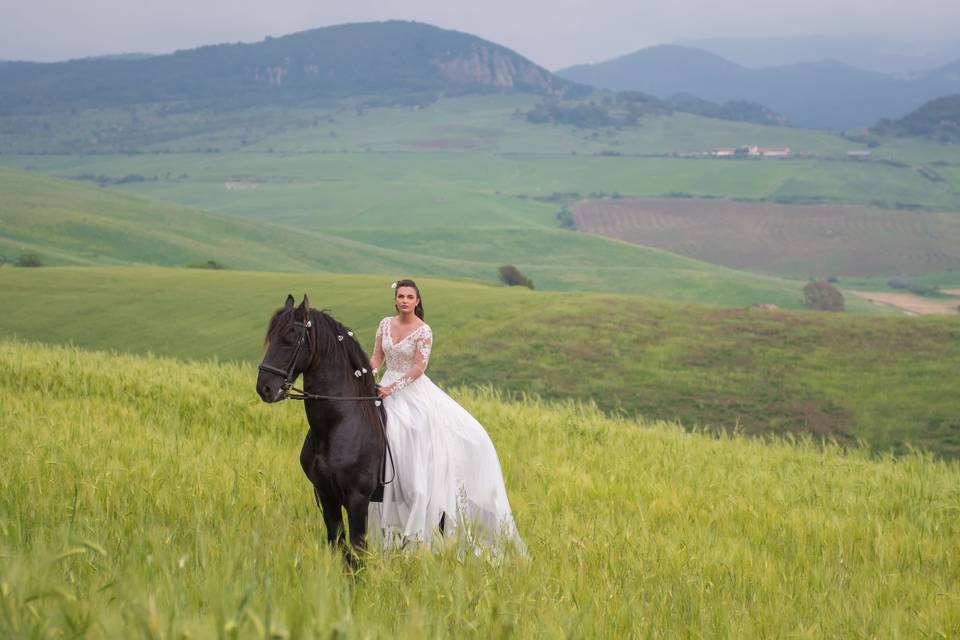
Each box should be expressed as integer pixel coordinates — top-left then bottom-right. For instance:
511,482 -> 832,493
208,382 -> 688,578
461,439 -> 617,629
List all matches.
302,365 -> 342,394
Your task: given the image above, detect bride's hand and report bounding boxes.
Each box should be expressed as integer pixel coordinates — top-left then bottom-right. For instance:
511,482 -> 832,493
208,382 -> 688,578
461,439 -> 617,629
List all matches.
377,384 -> 394,399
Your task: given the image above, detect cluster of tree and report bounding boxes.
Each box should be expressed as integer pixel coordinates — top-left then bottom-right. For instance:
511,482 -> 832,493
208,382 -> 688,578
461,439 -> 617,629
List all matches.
666,93 -> 787,126
74,173 -> 150,186
873,95 -> 960,142
887,276 -> 942,297
525,92 -> 672,128
498,265 -> 534,289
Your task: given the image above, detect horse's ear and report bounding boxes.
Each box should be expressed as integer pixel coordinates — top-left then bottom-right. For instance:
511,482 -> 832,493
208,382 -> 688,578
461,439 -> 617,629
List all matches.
284,294 -> 295,309
295,294 -> 310,320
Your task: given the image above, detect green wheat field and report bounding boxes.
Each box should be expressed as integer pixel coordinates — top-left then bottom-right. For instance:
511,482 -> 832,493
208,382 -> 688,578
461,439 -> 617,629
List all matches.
1,340 -> 958,637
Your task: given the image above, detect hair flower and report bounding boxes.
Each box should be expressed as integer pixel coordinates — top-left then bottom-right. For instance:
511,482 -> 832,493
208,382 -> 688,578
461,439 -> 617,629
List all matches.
354,370 -> 362,378
337,335 -> 344,342
347,331 -> 354,337
362,368 -> 368,374
390,282 -> 398,289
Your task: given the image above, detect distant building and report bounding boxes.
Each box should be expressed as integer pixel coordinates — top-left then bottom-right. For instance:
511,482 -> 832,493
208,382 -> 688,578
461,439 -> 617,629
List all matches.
756,147 -> 791,157
708,145 -> 790,158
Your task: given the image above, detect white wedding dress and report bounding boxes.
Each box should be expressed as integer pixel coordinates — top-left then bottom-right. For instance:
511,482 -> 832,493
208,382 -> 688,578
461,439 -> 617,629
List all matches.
369,316 -> 523,551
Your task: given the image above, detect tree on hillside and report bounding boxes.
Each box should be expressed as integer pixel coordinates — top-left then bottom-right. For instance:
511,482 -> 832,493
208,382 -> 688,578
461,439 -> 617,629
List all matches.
499,265 -> 534,289
803,281 -> 844,312
17,253 -> 43,267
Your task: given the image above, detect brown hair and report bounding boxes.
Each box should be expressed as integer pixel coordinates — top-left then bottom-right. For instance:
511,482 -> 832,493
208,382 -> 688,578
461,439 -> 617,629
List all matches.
394,279 -> 424,320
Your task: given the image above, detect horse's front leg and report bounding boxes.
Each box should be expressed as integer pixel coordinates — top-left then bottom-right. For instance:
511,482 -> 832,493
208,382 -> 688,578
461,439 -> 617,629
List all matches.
315,487 -> 346,547
301,432 -> 345,547
344,491 -> 370,558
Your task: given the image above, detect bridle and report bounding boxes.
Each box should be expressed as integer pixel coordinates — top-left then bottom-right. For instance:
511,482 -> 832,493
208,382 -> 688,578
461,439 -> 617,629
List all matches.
258,316 -> 394,486
258,318 -> 312,396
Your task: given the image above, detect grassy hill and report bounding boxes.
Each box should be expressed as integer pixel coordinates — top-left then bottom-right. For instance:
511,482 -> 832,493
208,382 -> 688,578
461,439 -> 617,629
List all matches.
4,267 -> 960,458
0,168 -> 825,307
0,169 -> 461,275
2,340 -> 958,637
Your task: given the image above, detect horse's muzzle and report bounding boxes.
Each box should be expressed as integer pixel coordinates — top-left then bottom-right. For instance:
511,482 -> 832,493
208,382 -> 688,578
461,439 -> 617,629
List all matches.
256,372 -> 287,403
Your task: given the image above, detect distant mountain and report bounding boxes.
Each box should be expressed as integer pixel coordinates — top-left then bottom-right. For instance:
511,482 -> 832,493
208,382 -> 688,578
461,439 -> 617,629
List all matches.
873,94 -> 960,142
677,35 -> 960,75
557,45 -> 960,130
0,21 -> 585,114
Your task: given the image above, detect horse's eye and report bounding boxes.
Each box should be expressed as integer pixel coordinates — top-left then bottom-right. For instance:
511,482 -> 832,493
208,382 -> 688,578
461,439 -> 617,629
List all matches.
281,331 -> 296,346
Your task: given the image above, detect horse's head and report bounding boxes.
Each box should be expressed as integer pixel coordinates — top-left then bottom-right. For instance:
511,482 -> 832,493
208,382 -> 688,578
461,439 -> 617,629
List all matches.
257,294 -> 313,403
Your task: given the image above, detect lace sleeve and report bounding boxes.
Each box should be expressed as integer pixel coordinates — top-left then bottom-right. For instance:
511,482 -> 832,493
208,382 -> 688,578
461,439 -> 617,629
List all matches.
391,325 -> 432,392
370,318 -> 386,377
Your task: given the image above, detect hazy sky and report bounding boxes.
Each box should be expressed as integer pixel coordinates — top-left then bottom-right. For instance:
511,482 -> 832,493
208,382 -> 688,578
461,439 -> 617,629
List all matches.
2,0 -> 959,69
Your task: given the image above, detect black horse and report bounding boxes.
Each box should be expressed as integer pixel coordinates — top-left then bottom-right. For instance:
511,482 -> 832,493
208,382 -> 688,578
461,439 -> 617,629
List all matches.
256,294 -> 386,557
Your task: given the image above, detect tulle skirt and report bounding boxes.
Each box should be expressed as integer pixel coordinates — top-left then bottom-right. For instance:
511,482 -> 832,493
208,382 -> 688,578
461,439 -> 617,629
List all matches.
368,371 -> 523,552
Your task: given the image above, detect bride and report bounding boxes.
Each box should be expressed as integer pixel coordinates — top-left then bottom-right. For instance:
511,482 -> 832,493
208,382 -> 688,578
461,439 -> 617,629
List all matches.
368,279 -> 523,551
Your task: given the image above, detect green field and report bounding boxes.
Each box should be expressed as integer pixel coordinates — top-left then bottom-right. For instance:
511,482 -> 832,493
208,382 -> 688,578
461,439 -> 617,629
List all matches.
0,95 -> 876,157
4,267 -> 959,457
7,148 -> 960,222
1,340 -> 958,637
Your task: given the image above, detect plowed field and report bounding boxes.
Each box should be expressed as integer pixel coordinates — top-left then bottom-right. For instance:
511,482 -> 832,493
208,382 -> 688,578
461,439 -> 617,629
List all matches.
572,197 -> 960,277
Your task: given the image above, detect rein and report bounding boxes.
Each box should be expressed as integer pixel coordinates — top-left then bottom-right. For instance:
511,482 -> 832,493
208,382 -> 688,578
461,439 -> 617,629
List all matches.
259,317 -> 395,486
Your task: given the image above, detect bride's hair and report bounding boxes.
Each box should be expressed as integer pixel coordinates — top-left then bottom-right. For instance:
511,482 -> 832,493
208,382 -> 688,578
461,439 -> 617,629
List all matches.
394,278 -> 425,320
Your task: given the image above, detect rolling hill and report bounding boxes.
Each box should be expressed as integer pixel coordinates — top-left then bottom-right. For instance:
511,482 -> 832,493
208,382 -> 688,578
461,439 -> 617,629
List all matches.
0,169 -> 450,274
0,21 -> 585,114
556,45 -> 960,129
0,168 -> 824,307
4,267 -> 960,457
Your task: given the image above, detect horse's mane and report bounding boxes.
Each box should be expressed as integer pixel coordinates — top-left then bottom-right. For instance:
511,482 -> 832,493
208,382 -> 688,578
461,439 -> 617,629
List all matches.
265,307 -> 381,425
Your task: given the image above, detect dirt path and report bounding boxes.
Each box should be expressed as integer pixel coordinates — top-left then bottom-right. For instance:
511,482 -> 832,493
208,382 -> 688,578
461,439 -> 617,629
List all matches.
944,288 -> 960,296
847,290 -> 960,316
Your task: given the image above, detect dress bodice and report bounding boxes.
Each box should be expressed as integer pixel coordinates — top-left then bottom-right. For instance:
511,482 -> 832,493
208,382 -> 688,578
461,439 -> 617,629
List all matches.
378,317 -> 433,381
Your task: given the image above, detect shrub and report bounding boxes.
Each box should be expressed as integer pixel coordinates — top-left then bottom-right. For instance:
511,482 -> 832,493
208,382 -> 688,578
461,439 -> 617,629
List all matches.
186,260 -> 229,270
17,253 -> 44,267
803,281 -> 844,312
499,265 -> 534,289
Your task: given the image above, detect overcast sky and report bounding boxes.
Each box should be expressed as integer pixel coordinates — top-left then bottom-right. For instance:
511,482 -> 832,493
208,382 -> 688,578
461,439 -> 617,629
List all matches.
2,0 -> 959,69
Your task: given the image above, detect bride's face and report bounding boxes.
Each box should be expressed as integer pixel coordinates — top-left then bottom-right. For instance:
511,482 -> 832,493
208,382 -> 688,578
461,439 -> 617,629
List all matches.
395,286 -> 419,315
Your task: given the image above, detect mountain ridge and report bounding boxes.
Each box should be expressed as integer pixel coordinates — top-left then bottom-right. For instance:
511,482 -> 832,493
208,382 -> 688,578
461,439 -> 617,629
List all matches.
557,45 -> 960,129
0,21 -> 587,114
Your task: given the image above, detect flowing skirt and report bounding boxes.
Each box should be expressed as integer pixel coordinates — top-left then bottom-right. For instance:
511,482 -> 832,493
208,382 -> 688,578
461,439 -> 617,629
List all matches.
369,371 -> 523,551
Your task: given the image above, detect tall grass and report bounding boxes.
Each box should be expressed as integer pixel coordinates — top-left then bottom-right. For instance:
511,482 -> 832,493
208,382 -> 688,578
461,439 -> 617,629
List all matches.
1,340 -> 958,637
